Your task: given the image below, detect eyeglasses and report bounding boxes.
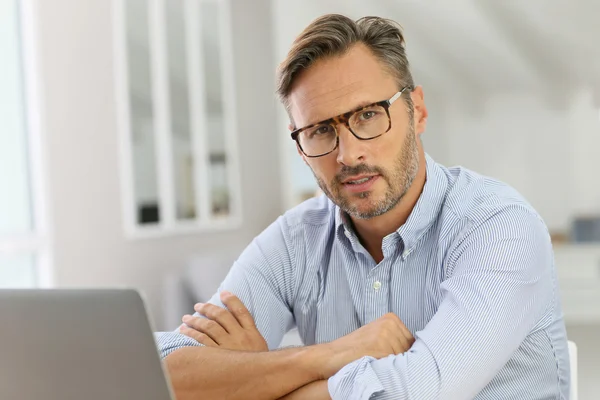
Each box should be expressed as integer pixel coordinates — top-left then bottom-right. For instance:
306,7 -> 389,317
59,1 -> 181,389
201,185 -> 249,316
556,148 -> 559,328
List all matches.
290,86 -> 413,158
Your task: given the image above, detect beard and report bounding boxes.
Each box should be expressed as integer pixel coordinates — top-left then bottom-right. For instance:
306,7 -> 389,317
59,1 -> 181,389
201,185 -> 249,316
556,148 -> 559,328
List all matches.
313,124 -> 420,220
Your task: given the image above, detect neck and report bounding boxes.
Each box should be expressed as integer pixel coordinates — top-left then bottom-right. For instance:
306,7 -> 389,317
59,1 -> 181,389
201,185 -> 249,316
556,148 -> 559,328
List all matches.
350,150 -> 427,263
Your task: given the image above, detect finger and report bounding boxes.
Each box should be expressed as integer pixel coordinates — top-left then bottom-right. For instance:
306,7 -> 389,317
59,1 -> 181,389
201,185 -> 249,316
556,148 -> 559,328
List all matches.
220,291 -> 256,329
179,324 -> 218,347
392,317 -> 415,350
397,320 -> 415,344
399,335 -> 415,353
387,313 -> 413,342
194,302 -> 240,333
380,313 -> 413,353
182,315 -> 228,344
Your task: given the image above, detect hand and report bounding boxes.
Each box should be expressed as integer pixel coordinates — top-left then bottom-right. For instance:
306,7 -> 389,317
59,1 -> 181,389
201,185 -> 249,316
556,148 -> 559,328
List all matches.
179,291 -> 268,352
319,313 -> 414,379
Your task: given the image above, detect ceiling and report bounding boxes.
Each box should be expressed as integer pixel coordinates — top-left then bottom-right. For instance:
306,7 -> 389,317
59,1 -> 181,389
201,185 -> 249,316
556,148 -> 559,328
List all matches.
123,0 -> 600,116
301,0 -> 600,109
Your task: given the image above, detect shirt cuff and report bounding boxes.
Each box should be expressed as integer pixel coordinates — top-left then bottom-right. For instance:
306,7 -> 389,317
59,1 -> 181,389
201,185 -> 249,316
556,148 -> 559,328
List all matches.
328,356 -> 384,400
154,332 -> 203,359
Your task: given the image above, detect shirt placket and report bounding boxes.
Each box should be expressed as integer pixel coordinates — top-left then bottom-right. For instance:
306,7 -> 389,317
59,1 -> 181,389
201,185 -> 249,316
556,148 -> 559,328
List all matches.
363,268 -> 388,324
363,238 -> 397,324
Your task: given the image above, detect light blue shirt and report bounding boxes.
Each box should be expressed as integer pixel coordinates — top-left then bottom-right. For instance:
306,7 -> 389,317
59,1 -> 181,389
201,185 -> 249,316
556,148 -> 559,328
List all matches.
156,154 -> 570,399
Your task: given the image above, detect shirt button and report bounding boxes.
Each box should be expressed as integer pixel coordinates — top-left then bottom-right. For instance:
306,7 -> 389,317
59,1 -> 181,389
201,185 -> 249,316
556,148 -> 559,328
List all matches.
373,281 -> 382,290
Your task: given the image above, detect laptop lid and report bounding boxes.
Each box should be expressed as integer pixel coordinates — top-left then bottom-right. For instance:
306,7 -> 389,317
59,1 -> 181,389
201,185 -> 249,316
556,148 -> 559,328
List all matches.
0,289 -> 174,400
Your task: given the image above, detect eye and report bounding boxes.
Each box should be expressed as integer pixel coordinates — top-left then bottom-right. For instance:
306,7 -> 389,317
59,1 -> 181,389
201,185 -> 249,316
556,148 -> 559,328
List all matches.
315,126 -> 331,135
307,124 -> 334,139
359,110 -> 377,120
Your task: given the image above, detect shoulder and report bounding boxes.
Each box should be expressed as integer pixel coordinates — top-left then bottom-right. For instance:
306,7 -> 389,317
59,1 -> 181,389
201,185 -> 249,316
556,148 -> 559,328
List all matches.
281,194 -> 337,228
439,164 -> 546,236
436,165 -> 552,276
242,194 -> 337,303
249,194 -> 337,264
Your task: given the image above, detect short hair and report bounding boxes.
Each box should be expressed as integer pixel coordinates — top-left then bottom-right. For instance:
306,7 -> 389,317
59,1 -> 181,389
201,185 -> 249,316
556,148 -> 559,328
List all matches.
276,14 -> 415,117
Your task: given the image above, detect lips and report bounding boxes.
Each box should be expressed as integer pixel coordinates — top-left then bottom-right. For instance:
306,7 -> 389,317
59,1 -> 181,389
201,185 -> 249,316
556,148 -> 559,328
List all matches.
340,174 -> 380,193
342,174 -> 378,184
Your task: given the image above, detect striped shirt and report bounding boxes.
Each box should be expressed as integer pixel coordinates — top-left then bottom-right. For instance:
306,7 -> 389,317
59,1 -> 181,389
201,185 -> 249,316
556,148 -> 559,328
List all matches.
156,153 -> 570,399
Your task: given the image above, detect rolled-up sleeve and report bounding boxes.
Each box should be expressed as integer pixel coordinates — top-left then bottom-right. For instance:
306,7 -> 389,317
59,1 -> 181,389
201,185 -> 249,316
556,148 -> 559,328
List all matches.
155,216 -> 299,359
328,206 -> 555,399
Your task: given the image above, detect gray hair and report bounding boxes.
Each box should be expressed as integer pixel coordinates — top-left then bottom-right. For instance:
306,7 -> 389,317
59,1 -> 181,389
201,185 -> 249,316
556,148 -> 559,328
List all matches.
276,14 -> 415,119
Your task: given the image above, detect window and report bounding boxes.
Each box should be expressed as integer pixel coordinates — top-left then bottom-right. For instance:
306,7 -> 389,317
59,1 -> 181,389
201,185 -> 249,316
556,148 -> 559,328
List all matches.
0,0 -> 51,287
114,0 -> 242,238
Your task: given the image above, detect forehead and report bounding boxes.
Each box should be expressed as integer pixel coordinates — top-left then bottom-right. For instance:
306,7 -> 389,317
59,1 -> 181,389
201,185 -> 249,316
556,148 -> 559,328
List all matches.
288,44 -> 397,128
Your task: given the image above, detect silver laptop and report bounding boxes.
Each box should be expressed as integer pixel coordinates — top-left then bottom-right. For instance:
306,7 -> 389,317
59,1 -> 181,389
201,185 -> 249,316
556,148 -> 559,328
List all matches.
0,289 -> 175,400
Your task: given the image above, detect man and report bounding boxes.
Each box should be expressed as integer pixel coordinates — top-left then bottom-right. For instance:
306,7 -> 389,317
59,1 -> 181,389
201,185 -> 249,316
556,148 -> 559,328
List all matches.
156,14 -> 570,399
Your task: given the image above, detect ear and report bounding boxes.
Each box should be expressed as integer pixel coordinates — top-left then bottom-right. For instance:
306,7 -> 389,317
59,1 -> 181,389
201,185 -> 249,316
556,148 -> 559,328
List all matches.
410,86 -> 428,137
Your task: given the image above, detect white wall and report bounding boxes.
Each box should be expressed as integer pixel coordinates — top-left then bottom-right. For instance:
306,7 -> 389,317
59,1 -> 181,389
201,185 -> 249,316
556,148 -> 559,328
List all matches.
32,0 -> 282,330
425,89 -> 600,234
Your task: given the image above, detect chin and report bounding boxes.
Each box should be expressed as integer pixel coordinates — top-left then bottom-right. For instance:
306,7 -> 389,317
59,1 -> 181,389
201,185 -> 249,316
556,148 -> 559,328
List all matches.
342,194 -> 387,218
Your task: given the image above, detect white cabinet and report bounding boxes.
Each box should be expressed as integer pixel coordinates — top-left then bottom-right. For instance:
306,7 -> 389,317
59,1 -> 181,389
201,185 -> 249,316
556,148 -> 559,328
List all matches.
554,244 -> 600,324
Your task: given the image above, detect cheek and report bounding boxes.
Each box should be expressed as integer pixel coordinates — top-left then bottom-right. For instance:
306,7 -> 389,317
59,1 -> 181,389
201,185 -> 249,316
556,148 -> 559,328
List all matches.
380,126 -> 410,157
307,158 -> 337,181
371,140 -> 396,164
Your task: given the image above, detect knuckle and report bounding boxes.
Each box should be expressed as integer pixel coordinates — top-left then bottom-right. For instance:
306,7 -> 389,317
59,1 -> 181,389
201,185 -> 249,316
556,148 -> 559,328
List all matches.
235,307 -> 249,316
384,312 -> 399,321
203,305 -> 217,318
183,327 -> 203,343
204,319 -> 218,330
186,318 -> 199,329
195,303 -> 206,314
196,332 -> 207,342
191,331 -> 207,344
214,307 -> 228,318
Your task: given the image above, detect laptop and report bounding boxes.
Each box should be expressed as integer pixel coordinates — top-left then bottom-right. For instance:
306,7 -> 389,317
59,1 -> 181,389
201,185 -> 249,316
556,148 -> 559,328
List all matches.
0,289 -> 175,400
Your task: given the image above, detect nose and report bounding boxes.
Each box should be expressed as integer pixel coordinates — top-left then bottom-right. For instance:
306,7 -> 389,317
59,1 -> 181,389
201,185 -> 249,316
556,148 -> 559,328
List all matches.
335,124 -> 366,166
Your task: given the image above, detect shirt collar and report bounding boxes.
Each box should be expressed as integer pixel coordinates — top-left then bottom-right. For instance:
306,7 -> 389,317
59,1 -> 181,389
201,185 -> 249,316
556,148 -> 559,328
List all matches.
335,153 -> 449,256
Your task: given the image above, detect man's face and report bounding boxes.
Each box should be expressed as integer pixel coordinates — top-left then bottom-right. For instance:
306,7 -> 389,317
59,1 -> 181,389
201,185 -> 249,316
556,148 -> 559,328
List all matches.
288,44 -> 427,219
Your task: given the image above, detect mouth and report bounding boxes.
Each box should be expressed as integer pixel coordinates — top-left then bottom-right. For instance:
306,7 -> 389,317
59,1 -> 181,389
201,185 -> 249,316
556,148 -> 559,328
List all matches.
342,175 -> 378,185
340,174 -> 380,193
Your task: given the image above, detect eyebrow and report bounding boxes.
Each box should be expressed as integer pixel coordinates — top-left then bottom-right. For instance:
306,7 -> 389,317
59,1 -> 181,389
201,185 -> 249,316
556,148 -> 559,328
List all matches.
304,99 -> 379,128
353,99 -> 378,109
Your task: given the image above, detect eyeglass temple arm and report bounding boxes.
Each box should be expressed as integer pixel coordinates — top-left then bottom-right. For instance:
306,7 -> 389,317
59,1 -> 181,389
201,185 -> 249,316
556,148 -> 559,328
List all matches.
388,86 -> 412,105
389,91 -> 403,105
389,87 -> 406,106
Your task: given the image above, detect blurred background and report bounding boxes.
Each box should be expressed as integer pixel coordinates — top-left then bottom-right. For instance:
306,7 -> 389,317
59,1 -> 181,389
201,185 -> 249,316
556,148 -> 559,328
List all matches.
1,0 -> 599,397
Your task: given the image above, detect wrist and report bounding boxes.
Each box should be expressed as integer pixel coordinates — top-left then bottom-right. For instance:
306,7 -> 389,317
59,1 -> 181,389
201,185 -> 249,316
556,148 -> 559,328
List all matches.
295,343 -> 340,381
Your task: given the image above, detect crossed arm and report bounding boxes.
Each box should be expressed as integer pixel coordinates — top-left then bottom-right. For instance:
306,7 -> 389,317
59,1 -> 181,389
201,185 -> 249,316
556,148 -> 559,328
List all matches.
177,291 -> 331,399
159,207 -> 555,399
172,291 -> 331,399
167,290 -> 414,399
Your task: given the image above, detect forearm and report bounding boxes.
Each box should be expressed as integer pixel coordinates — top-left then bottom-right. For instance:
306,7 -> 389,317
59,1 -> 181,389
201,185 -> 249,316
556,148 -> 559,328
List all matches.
164,345 -> 331,400
278,380 -> 330,400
